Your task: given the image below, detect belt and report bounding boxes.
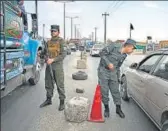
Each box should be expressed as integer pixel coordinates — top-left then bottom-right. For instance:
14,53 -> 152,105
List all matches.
105,66 -> 110,70
105,66 -> 119,71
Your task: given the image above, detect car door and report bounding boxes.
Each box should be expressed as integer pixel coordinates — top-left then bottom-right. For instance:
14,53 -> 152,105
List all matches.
144,55 -> 168,125
127,54 -> 162,108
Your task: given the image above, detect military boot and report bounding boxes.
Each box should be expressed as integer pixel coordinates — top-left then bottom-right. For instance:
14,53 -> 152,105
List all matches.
116,105 -> 125,118
104,104 -> 110,117
58,100 -> 65,111
40,97 -> 52,108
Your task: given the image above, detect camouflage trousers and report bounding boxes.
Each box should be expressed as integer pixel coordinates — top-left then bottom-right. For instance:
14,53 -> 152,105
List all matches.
99,78 -> 121,105
45,65 -> 65,100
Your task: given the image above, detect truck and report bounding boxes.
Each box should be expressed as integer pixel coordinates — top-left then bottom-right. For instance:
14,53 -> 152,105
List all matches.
0,1 -> 43,98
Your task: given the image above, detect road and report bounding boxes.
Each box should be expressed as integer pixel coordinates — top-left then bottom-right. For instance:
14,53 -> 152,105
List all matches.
1,52 -> 159,131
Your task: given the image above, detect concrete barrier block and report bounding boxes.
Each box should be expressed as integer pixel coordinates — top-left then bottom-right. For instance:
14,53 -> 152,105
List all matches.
82,56 -> 87,61
64,97 -> 90,123
77,59 -> 87,69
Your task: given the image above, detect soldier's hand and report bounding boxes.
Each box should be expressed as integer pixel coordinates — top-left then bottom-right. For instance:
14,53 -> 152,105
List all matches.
47,58 -> 54,64
108,63 -> 114,71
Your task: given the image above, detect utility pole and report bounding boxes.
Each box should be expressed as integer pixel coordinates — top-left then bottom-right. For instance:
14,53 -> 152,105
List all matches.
71,18 -> 73,39
74,24 -> 80,39
92,32 -> 94,42
76,29 -> 79,39
43,24 -> 45,39
94,27 -> 97,43
35,0 -> 38,37
63,2 -> 66,40
102,12 -> 109,44
74,24 -> 76,39
54,1 -> 74,39
66,16 -> 78,39
77,29 -> 81,39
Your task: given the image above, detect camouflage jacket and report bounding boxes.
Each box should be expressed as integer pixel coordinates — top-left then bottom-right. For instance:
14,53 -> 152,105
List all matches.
44,36 -> 67,68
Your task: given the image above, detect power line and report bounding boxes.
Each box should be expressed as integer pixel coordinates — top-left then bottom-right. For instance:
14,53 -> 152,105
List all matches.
111,1 -> 124,14
106,1 -> 116,12
106,1 -> 121,12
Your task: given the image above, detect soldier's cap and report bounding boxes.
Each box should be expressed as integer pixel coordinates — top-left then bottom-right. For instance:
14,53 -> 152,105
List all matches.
124,38 -> 137,49
50,25 -> 60,32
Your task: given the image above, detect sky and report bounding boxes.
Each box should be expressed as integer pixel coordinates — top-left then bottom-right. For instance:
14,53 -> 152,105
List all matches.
24,1 -> 168,42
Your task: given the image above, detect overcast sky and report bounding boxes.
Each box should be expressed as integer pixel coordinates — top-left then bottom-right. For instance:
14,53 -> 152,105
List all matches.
24,1 -> 168,42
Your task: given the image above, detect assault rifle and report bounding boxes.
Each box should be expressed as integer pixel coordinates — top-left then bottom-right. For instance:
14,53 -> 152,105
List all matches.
43,40 -> 55,84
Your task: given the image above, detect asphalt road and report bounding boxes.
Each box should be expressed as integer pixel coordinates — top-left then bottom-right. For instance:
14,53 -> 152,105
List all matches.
1,52 -> 159,131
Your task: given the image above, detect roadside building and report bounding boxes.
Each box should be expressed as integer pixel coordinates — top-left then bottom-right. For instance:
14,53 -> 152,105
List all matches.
159,40 -> 168,48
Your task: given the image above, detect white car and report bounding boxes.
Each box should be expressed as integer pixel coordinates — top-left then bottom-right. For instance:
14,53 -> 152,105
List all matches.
69,43 -> 76,52
90,44 -> 104,56
120,50 -> 168,131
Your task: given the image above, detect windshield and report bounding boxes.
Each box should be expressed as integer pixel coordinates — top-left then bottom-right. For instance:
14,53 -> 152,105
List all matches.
69,43 -> 75,46
4,3 -> 23,39
93,44 -> 104,49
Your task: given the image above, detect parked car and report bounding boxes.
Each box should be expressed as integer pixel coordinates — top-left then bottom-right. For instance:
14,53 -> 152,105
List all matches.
66,45 -> 71,55
90,44 -> 104,56
86,46 -> 91,52
69,43 -> 76,52
120,49 -> 168,131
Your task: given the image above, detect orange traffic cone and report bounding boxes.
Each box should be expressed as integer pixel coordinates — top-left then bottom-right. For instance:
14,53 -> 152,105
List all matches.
88,84 -> 105,122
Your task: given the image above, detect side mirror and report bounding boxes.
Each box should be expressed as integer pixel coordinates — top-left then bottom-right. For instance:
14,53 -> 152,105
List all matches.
129,63 -> 138,69
79,46 -> 85,51
31,13 -> 37,33
29,31 -> 33,37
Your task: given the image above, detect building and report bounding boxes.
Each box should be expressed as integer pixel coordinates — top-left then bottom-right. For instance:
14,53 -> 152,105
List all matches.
159,40 -> 168,48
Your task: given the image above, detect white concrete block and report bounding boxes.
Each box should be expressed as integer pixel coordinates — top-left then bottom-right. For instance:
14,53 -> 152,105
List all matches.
77,59 -> 87,69
64,97 -> 90,123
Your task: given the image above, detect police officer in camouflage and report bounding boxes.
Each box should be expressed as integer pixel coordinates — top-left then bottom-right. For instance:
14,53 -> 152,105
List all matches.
40,25 -> 67,111
98,39 -> 137,118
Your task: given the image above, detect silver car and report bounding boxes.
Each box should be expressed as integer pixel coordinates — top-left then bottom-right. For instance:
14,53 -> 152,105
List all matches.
120,50 -> 168,131
90,44 -> 105,56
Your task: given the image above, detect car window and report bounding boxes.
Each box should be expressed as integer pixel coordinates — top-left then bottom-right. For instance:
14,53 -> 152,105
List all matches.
93,44 -> 103,49
138,55 -> 161,73
153,55 -> 168,80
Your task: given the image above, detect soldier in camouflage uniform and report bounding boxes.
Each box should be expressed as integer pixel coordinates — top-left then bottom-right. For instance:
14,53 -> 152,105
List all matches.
98,39 -> 137,118
40,25 -> 67,111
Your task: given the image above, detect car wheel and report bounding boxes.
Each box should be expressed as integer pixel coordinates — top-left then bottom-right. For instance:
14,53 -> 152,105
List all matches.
28,52 -> 41,85
120,76 -> 129,101
161,120 -> 168,131
28,69 -> 40,85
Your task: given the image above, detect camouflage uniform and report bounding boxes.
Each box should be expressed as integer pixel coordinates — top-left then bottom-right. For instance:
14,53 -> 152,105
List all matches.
40,25 -> 67,110
45,36 -> 66,99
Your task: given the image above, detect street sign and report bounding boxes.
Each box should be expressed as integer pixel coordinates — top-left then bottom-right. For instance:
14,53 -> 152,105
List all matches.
79,45 -> 85,51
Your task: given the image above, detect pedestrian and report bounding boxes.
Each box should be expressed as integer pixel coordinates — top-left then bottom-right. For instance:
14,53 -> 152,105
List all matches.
98,38 -> 137,118
40,25 -> 67,111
